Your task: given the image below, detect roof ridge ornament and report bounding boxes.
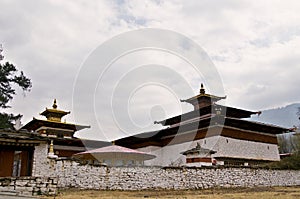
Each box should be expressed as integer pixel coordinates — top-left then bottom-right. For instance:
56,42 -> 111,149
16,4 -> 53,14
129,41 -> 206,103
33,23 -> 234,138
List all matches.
200,83 -> 205,94
52,99 -> 57,109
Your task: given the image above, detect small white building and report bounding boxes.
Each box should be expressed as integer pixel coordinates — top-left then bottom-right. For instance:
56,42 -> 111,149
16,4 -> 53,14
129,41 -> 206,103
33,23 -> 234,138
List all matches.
181,143 -> 216,167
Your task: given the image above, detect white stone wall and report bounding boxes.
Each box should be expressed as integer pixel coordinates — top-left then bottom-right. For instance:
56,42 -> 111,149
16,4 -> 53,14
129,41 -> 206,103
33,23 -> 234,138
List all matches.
0,177 -> 57,196
53,160 -> 300,190
138,136 -> 280,166
32,143 -> 47,176
32,143 -> 56,177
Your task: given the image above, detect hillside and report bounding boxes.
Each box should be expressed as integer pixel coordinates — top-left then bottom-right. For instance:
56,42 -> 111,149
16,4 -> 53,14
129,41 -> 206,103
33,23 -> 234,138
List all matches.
249,103 -> 300,128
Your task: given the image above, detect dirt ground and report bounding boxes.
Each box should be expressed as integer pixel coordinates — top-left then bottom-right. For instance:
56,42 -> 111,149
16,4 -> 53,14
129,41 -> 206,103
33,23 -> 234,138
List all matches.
46,186 -> 300,199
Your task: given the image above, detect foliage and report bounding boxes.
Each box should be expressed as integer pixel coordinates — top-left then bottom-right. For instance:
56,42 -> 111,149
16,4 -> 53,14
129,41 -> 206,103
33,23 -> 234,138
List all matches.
0,62 -> 32,108
0,47 -> 32,129
0,112 -> 22,129
277,133 -> 299,153
263,151 -> 300,170
277,107 -> 300,153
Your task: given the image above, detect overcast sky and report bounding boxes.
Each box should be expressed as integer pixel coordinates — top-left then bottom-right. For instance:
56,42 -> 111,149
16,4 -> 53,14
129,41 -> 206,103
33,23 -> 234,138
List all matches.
1,0 -> 300,141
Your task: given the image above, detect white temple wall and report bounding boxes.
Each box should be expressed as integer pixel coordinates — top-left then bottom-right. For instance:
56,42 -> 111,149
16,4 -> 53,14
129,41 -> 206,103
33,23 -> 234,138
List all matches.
32,143 -> 55,177
137,135 -> 280,166
138,142 -> 194,166
185,162 -> 213,167
210,136 -> 280,161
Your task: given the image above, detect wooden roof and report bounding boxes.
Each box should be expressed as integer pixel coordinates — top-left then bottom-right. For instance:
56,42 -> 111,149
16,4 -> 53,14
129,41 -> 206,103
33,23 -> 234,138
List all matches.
180,84 -> 226,104
155,104 -> 258,126
116,115 -> 292,148
21,118 -> 90,132
181,143 -> 216,155
53,137 -> 110,148
40,99 -> 71,122
40,108 -> 70,118
0,129 -> 47,146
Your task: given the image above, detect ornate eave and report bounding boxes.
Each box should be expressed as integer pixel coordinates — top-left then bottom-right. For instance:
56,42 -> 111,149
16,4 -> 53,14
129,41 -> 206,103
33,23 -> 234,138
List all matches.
181,93 -> 226,104
116,115 -> 293,149
155,104 -> 259,126
180,83 -> 226,105
21,118 -> 90,132
181,143 -> 216,156
0,129 -> 47,146
40,108 -> 70,117
40,99 -> 71,122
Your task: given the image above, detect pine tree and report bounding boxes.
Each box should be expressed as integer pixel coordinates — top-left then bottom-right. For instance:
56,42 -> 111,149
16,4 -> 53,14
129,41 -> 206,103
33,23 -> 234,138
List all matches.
0,45 -> 32,129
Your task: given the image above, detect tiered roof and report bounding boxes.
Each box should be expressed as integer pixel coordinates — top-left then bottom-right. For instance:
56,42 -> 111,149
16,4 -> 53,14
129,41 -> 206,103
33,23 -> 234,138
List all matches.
21,99 -> 89,138
154,104 -> 259,126
40,99 -> 70,122
116,84 -> 292,149
180,84 -> 226,110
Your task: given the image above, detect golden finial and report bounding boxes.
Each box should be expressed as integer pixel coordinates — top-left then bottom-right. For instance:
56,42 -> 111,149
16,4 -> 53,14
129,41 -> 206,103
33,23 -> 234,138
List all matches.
47,139 -> 58,159
200,83 -> 205,94
49,140 -> 54,154
52,99 -> 57,109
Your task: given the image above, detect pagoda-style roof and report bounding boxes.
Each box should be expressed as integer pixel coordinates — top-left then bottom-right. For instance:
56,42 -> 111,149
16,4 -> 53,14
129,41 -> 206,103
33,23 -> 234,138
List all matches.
40,99 -> 70,122
181,143 -> 216,156
21,118 -> 90,132
180,84 -> 226,110
21,99 -> 90,138
116,115 -> 292,149
155,104 -> 259,126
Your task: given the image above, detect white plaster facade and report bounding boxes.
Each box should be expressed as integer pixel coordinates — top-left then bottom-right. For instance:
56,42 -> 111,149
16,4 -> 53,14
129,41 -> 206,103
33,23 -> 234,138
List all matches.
32,143 -> 53,177
138,135 -> 279,166
137,142 -> 192,166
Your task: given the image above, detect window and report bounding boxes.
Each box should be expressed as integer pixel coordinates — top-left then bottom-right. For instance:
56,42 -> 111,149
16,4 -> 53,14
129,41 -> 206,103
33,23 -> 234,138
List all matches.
12,151 -> 22,177
115,160 -> 123,167
127,160 -> 134,166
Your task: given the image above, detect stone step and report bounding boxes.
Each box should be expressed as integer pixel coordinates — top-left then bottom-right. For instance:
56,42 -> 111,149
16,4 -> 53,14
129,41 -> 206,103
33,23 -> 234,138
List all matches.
0,191 -> 18,196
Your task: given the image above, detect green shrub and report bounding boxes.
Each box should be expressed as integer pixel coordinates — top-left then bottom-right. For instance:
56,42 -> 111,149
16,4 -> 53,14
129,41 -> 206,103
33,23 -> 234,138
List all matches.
263,152 -> 300,170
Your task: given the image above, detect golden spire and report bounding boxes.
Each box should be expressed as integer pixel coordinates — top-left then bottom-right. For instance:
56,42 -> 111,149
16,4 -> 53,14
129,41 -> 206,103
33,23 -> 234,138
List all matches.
49,140 -> 54,154
200,83 -> 205,95
41,99 -> 70,122
52,99 -> 57,109
48,139 -> 58,159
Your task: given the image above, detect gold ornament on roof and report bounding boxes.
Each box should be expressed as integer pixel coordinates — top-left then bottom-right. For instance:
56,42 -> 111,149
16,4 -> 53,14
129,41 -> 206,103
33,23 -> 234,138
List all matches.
49,140 -> 54,154
52,99 -> 57,109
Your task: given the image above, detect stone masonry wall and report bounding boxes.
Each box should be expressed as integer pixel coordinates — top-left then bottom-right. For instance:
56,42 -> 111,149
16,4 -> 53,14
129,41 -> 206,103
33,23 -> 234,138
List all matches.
32,143 -> 52,177
0,177 -> 57,196
52,159 -> 300,190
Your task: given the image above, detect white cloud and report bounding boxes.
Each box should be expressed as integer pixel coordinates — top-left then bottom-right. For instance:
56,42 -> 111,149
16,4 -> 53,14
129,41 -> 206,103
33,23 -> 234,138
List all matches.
0,0 -> 299,140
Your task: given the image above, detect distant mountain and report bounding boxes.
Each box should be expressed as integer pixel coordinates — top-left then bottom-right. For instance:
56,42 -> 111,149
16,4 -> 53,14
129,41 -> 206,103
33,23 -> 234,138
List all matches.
249,103 -> 300,128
